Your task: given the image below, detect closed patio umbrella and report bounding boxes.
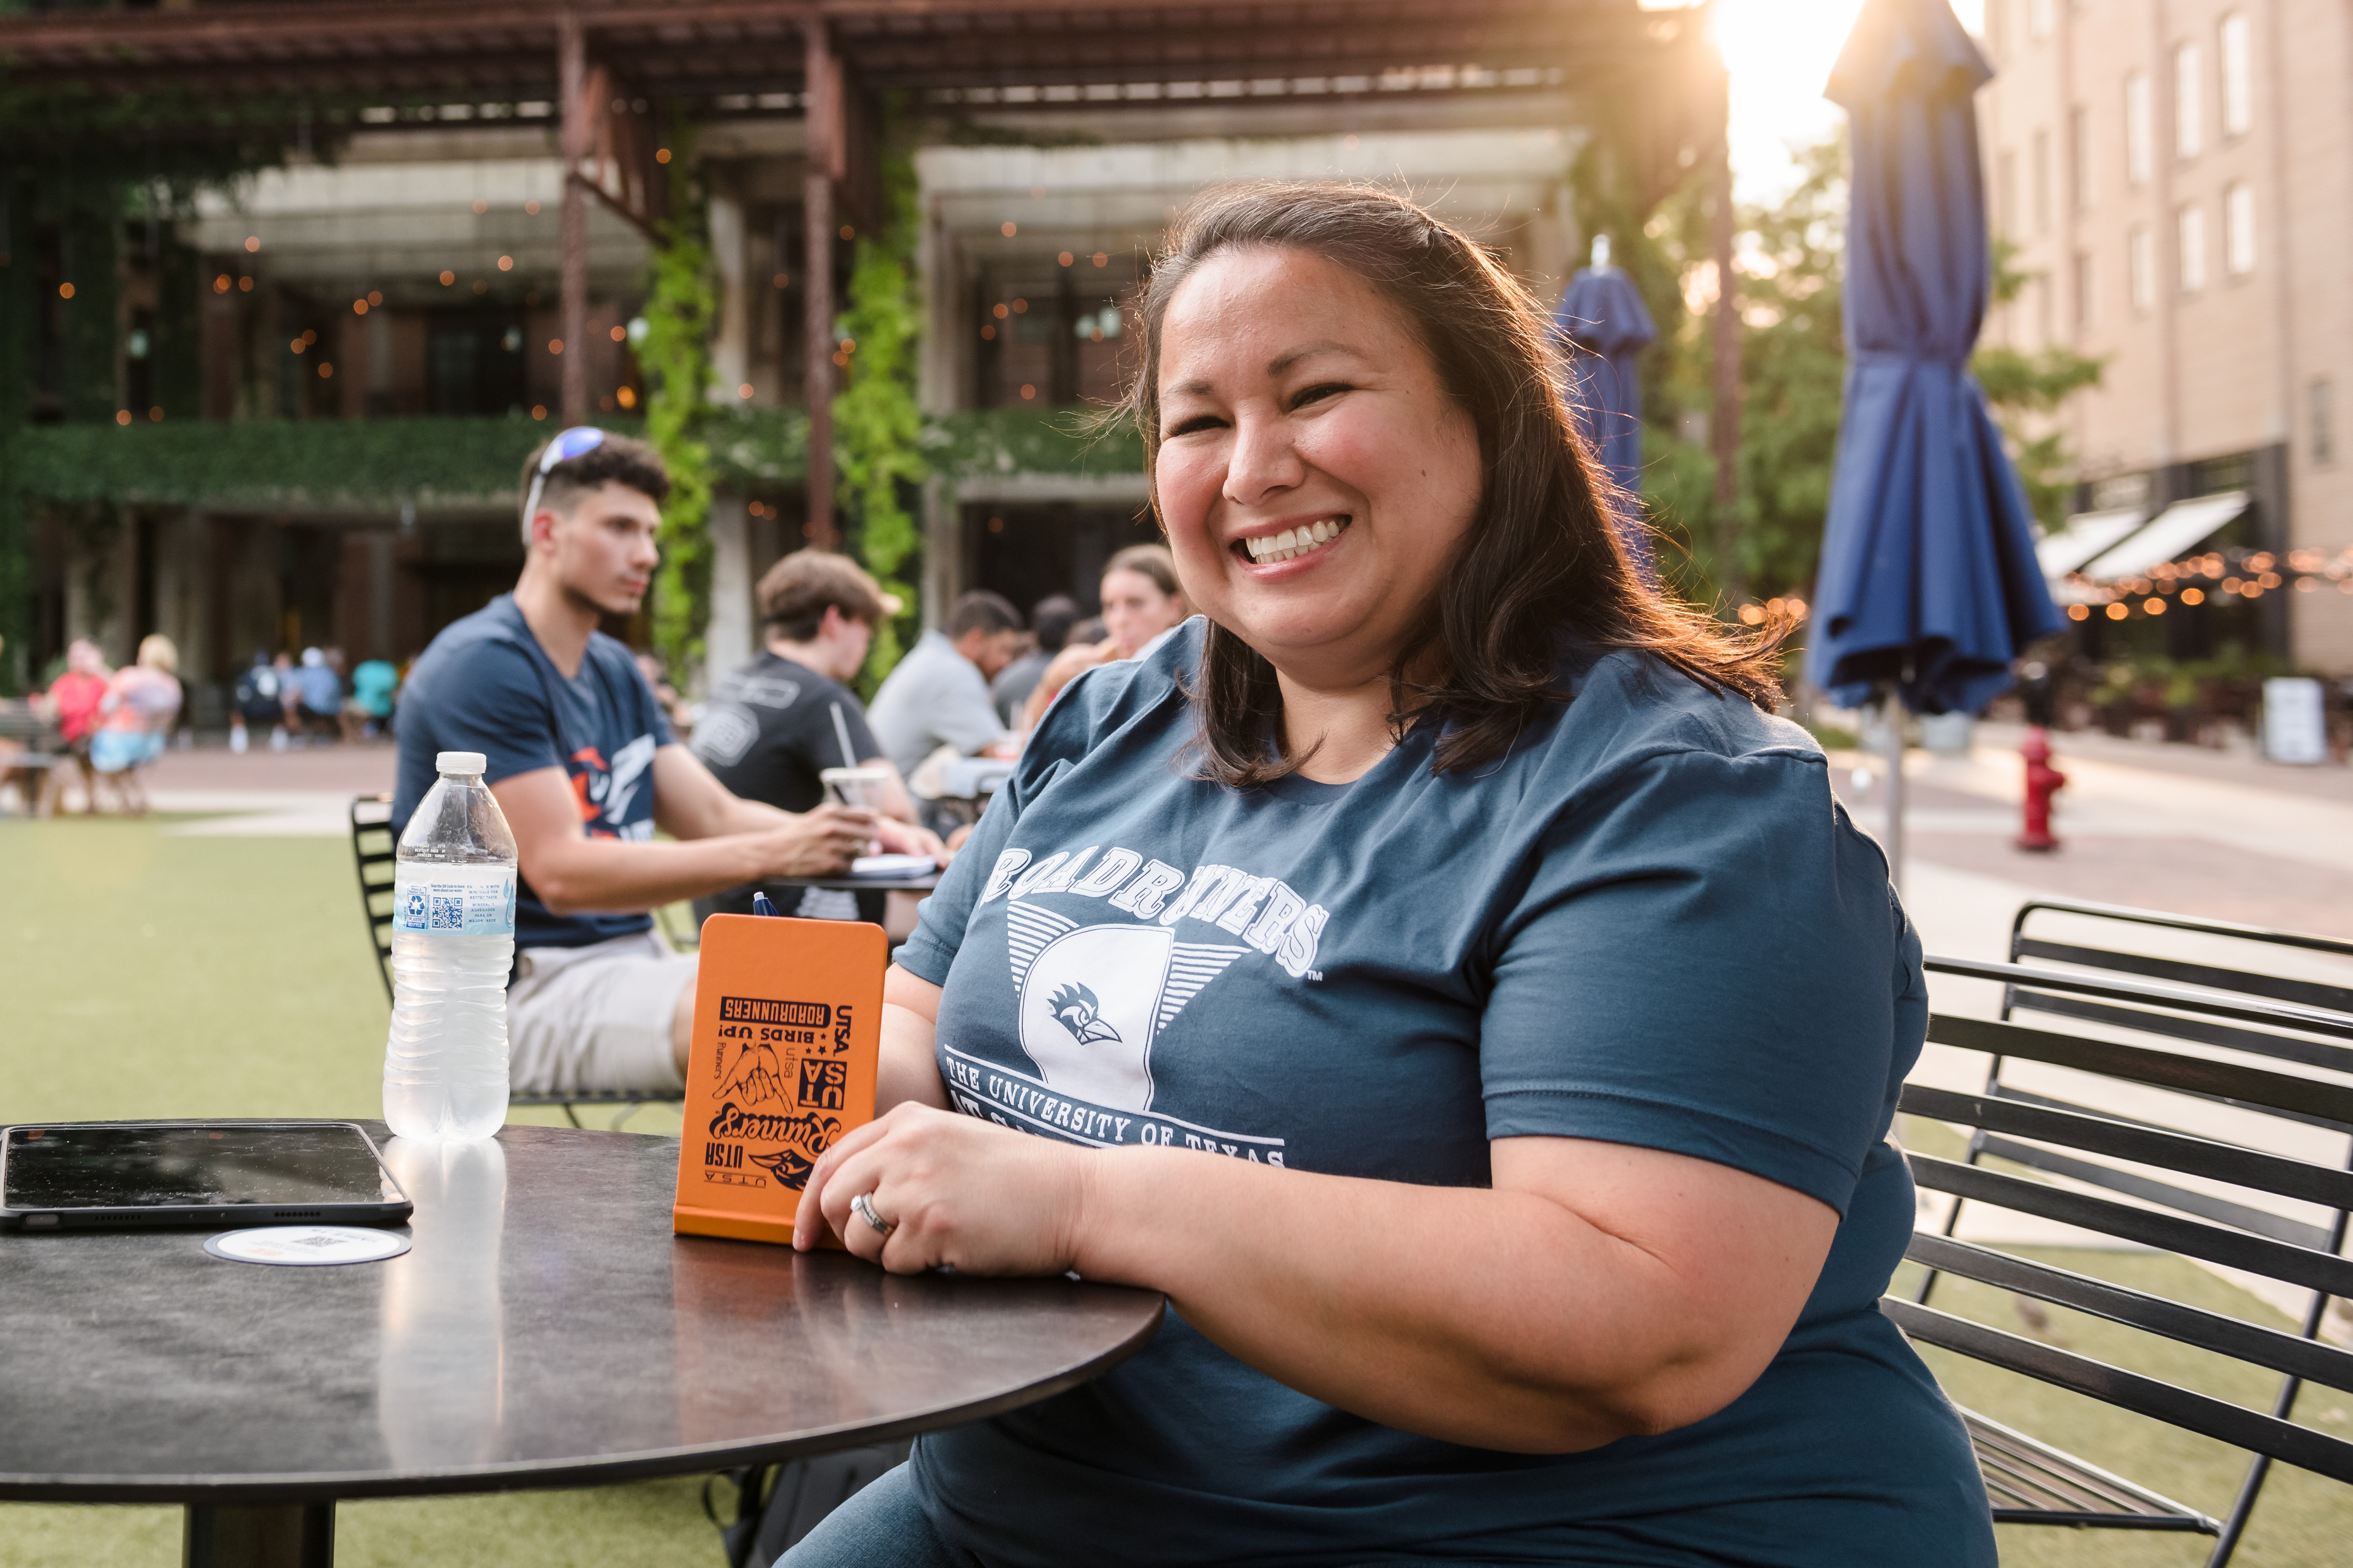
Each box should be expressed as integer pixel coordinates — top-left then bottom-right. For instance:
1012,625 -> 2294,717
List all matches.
1805,0 -> 2062,882
1553,242 -> 1659,577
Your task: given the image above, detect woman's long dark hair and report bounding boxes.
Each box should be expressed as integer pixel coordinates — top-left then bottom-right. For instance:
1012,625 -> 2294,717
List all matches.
1115,182 -> 1783,785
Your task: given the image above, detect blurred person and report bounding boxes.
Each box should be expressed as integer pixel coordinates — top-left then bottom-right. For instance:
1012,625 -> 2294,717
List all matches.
692,548 -> 944,924
290,647 -> 342,743
36,638 -> 111,812
393,428 -> 935,1098
866,589 -> 1024,781
230,650 -> 283,754
90,635 -> 182,816
344,655 -> 400,742
269,651 -> 298,749
990,594 -> 1080,726
1018,544 -> 1193,729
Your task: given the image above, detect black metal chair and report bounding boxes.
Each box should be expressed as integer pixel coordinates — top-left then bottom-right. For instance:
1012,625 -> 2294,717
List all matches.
351,794 -> 685,1129
1898,953 -> 2353,1562
2008,897 -> 2353,1019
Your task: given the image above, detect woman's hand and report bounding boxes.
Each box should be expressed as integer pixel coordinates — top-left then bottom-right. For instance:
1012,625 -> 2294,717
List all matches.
792,1101 -> 1092,1276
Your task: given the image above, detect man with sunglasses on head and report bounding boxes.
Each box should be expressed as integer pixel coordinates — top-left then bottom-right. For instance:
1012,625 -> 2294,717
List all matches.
393,429 -> 941,1098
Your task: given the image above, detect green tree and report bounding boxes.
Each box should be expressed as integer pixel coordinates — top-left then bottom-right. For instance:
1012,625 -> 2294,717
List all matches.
1638,137 -> 1848,607
833,110 -> 926,691
1638,133 -> 2104,618
1972,238 -> 2104,528
638,126 -> 717,678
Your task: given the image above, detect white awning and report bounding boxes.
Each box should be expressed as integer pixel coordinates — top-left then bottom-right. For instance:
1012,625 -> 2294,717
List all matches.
2080,490 -> 2250,581
2037,507 -> 2147,577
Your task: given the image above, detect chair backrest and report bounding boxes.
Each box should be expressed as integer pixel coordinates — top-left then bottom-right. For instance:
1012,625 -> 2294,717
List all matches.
351,794 -> 397,1004
1898,956 -> 2353,1533
2011,897 -> 2353,1019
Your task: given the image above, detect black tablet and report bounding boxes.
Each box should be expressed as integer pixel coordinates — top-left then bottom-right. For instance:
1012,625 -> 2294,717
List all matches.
0,1121 -> 412,1232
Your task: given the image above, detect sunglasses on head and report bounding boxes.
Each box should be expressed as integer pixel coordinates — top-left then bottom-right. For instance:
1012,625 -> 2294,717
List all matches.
520,426 -> 609,536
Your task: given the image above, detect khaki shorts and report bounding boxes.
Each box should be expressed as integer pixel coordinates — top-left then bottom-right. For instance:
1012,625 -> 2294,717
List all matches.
509,930 -> 696,1096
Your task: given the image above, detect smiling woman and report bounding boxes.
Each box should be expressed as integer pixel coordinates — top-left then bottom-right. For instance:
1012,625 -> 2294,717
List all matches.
783,184 -> 1995,1568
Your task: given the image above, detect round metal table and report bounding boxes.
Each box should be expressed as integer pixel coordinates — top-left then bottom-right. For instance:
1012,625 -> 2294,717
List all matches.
0,1123 -> 1161,1566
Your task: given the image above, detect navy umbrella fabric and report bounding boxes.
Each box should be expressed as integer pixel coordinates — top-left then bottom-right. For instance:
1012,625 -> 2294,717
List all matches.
1553,260 -> 1659,577
1805,0 -> 2061,718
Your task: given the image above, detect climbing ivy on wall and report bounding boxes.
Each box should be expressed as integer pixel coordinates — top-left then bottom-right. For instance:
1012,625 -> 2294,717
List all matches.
637,123 -> 718,680
834,115 -> 926,689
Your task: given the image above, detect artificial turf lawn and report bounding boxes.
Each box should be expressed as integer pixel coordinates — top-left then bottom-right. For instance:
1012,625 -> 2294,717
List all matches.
0,818 -> 705,1568
3,819 -> 2347,1563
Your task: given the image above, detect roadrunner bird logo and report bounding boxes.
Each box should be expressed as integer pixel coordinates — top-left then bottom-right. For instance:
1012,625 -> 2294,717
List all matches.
1047,982 -> 1121,1046
1005,902 -> 1248,1112
748,1145 -> 817,1189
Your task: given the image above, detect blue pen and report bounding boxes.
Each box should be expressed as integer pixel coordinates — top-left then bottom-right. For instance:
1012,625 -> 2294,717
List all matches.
752,891 -> 778,917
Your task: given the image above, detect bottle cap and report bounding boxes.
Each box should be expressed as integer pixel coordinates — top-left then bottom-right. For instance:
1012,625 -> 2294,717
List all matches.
436,751 -> 488,775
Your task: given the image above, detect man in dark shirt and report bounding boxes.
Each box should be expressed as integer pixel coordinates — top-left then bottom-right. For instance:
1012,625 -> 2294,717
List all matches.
693,548 -> 936,924
990,593 -> 1079,725
394,430 -> 929,1096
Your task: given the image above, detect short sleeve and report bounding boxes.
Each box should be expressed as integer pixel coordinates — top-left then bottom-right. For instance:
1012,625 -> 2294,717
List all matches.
432,641 -> 566,788
1479,746 -> 1908,1216
626,656 -> 677,749
926,670 -> 1012,758
836,699 -> 883,768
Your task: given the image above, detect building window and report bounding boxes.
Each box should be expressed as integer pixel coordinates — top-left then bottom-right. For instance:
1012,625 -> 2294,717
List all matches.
2129,225 -> 2157,311
2069,107 -> 2094,212
2072,250 -> 2095,329
2033,274 -> 2055,346
2032,128 -> 2052,233
2220,12 -> 2252,137
2314,379 -> 2336,465
2124,71 -> 2153,185
1998,149 -> 2019,236
2178,203 -> 2207,292
2174,42 -> 2203,159
2029,0 -> 2054,40
2225,183 -> 2257,275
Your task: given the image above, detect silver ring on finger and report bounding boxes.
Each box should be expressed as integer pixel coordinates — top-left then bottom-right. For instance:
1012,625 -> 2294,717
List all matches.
851,1190 -> 895,1238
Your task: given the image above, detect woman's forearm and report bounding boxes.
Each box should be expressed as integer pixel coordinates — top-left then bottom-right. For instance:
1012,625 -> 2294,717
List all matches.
1068,1151 -> 1651,1450
1069,1142 -> 1816,1454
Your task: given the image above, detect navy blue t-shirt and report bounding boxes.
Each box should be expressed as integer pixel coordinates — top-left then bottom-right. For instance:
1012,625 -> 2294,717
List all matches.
895,619 -> 1992,1567
393,595 -> 674,950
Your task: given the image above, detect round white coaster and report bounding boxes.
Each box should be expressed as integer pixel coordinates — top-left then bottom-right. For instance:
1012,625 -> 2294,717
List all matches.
202,1226 -> 412,1266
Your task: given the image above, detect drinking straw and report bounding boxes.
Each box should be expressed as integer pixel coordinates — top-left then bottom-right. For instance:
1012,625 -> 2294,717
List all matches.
829,702 -> 858,769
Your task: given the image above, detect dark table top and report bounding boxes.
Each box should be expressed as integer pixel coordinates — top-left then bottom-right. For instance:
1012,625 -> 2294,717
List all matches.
0,1123 -> 1160,1504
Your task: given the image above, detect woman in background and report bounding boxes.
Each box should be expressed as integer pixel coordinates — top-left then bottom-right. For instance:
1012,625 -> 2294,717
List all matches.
90,634 -> 182,815
1018,543 -> 1191,730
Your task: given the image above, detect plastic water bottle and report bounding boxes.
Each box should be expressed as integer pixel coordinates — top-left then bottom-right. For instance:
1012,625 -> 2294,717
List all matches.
384,751 -> 519,1142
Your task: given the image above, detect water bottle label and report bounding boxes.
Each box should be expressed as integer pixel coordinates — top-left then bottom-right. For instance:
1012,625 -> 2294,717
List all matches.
392,865 -> 517,936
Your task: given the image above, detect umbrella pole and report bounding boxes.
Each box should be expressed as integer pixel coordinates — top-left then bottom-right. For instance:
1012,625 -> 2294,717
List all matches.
1880,687 -> 1907,896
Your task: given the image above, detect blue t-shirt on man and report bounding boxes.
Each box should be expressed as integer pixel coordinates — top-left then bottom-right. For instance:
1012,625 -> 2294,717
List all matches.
895,618 -> 1993,1568
393,595 -> 673,950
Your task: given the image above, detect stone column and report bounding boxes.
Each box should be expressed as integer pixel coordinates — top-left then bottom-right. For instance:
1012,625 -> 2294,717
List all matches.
708,177 -> 750,405
705,490 -> 754,692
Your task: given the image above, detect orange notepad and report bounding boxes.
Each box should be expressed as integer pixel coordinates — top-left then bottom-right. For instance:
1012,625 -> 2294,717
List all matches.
672,913 -> 886,1246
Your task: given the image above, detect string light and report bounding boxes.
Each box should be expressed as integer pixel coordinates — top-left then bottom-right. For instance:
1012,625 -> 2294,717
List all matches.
2060,543 -> 2353,620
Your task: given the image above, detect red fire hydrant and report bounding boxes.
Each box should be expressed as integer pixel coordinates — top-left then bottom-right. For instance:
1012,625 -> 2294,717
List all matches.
2017,725 -> 2065,852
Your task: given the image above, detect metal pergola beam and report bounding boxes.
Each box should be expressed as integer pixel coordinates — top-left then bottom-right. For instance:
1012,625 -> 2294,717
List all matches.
1,0 -> 1722,559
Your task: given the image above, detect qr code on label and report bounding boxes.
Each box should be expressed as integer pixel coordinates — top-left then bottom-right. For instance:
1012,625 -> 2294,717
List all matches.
430,895 -> 464,931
